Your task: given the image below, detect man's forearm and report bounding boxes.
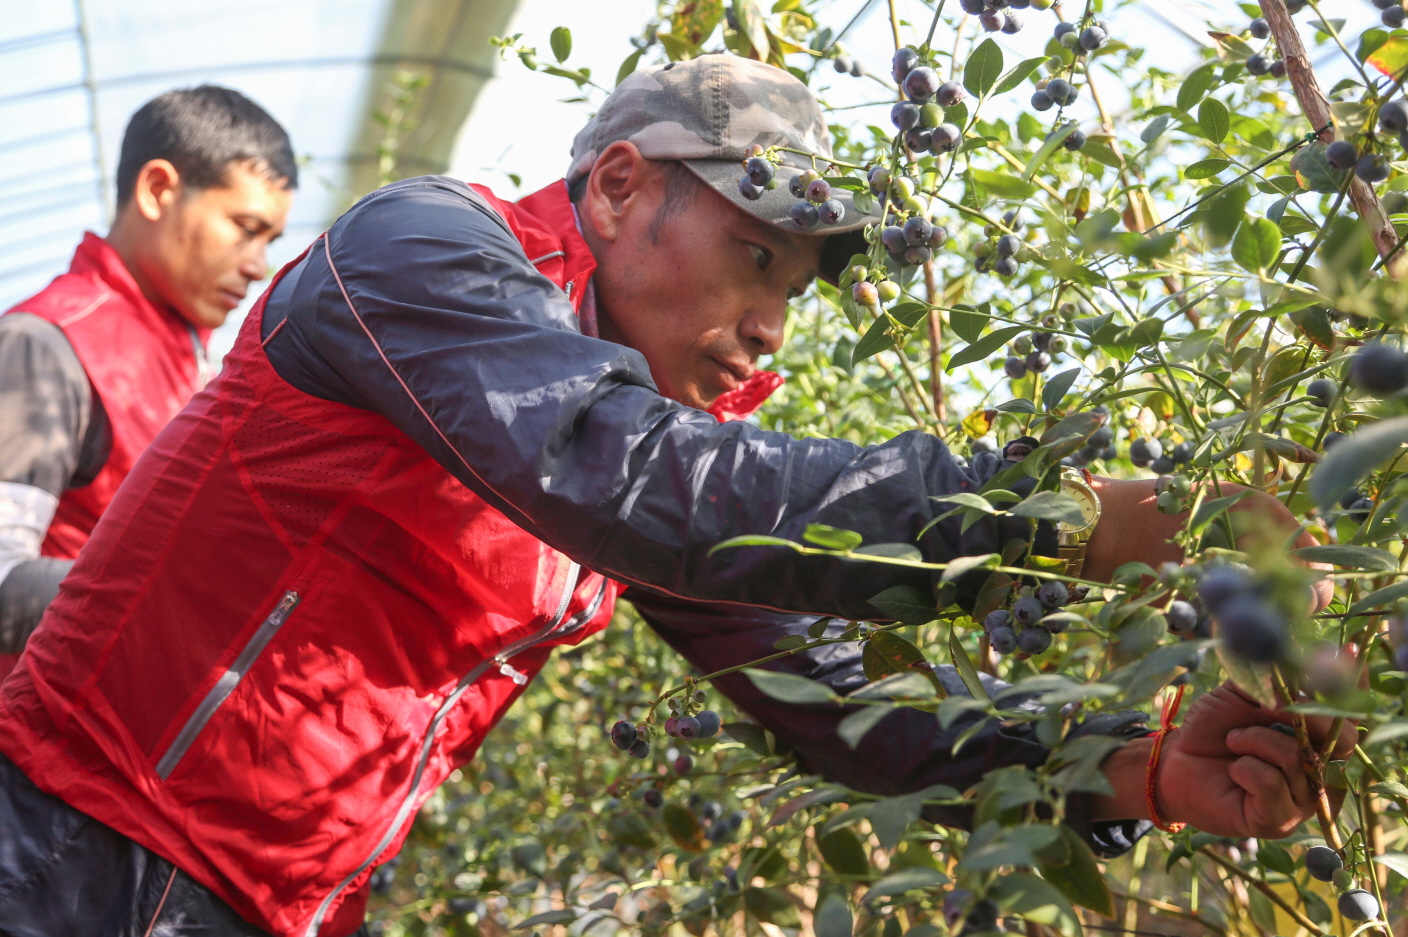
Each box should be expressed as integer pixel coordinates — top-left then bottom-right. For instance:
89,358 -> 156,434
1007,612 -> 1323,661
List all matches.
0,558 -> 71,653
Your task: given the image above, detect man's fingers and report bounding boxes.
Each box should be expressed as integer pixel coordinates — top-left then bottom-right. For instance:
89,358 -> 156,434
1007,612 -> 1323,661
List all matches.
1226,727 -> 1313,813
1227,755 -> 1304,838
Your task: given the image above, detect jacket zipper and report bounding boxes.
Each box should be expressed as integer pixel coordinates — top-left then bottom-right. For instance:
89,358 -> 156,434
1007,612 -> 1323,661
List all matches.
155,590 -> 302,779
304,564 -> 603,936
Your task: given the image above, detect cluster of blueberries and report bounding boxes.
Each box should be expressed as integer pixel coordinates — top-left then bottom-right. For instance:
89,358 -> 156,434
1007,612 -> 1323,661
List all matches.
975,209 -> 1030,276
1350,340 -> 1408,396
1370,0 -> 1407,29
1306,845 -> 1382,922
1324,100 -> 1408,185
957,0 -> 1053,35
878,212 -> 949,269
1196,566 -> 1288,663
1004,331 -> 1066,379
609,702 -> 721,761
737,145 -> 849,231
890,48 -> 965,156
981,579 -> 1085,657
638,791 -> 746,846
1243,18 -> 1288,79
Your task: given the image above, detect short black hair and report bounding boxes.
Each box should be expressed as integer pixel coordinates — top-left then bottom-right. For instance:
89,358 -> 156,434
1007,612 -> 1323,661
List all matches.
115,85 -> 297,206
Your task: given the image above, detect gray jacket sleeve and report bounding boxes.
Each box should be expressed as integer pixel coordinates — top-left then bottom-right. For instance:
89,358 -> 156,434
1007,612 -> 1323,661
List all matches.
259,176 -> 1046,619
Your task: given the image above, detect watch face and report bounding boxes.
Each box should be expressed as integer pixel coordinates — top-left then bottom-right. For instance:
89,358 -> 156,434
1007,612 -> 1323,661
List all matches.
1060,482 -> 1099,533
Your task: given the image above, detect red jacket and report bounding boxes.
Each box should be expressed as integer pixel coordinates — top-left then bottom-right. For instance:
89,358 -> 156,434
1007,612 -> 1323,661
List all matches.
0,183 -> 778,937
7,232 -> 210,558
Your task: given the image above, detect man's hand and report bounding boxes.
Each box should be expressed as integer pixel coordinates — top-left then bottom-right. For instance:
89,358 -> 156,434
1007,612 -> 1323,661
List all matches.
1093,683 -> 1357,837
1083,478 -> 1332,611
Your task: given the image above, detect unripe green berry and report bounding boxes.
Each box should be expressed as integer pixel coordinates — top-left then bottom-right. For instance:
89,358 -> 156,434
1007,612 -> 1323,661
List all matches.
877,280 -> 901,302
920,102 -> 943,129
1333,868 -> 1355,889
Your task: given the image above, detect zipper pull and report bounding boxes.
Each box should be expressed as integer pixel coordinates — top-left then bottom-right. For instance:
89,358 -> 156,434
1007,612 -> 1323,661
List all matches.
494,654 -> 529,685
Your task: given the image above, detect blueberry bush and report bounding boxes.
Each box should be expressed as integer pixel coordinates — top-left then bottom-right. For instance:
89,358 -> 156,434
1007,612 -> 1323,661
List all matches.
372,2 -> 1408,936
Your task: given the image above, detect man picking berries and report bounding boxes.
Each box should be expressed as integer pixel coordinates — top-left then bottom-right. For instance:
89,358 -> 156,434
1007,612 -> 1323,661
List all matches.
0,55 -> 1346,936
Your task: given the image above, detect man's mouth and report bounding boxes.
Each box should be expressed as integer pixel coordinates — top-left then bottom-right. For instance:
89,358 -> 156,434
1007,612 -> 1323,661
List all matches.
710,357 -> 753,392
217,288 -> 246,310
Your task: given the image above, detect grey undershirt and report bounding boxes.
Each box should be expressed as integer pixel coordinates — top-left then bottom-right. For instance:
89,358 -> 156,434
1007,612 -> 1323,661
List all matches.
0,313 -> 111,653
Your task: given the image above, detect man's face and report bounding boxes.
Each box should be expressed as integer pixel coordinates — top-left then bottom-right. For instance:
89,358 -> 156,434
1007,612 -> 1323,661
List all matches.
126,160 -> 292,329
583,148 -> 823,410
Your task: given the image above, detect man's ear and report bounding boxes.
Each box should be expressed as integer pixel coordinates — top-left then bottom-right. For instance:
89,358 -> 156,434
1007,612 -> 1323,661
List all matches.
130,159 -> 183,223
582,141 -> 658,244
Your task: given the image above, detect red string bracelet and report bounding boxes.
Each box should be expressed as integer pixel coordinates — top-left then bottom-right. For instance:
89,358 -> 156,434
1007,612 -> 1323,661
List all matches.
1146,683 -> 1188,833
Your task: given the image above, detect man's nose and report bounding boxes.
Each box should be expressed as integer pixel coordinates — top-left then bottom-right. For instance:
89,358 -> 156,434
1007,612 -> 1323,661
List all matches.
740,302 -> 786,357
240,244 -> 269,282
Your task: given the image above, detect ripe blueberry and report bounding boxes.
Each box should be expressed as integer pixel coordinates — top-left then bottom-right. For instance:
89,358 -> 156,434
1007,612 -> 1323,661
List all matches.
1002,11 -> 1023,33
892,47 -> 920,83
665,716 -> 680,737
745,156 -> 774,187
927,224 -> 949,248
1324,430 -> 1346,450
695,710 -> 721,738
1245,53 -> 1271,76
891,101 -> 921,131
1216,595 -> 1288,663
904,128 -> 933,153
1150,455 -> 1176,475
1024,349 -> 1050,370
642,787 -> 664,808
1380,98 -> 1408,134
1080,26 -> 1108,51
904,216 -> 934,245
904,245 -> 933,265
611,720 -> 637,750
819,199 -> 846,225
880,225 -> 908,254
1270,59 -> 1286,77
989,625 -> 1018,654
1356,153 -> 1391,184
904,66 -> 941,102
1046,78 -> 1074,105
1014,595 -> 1045,626
1053,22 -> 1076,41
791,201 -> 820,229
1198,566 -> 1253,613
1019,626 -> 1052,655
1063,128 -> 1087,151
1326,141 -> 1358,173
629,737 -> 651,758
738,176 -> 764,200
1385,6 -> 1406,27
996,234 -> 1021,257
806,178 -> 832,203
1249,17 -> 1270,38
1031,89 -> 1054,111
673,754 -> 693,775
1349,497 -> 1374,522
1166,600 -> 1198,635
1306,377 -> 1336,407
1038,581 -> 1069,608
984,609 -> 1012,632
1129,437 -> 1162,467
1171,441 -> 1193,464
1338,890 -> 1380,923
979,9 -> 1004,31
701,800 -> 723,822
960,0 -> 985,12
1004,355 -> 1028,380
928,123 -> 960,153
936,81 -> 965,106
1350,342 -> 1408,395
677,715 -> 701,739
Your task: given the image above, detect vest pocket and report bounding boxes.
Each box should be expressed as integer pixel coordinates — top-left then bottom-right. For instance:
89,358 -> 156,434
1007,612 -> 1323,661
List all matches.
153,590 -> 301,779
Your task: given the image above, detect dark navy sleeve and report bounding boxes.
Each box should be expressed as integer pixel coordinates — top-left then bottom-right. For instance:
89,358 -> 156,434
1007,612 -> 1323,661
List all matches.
629,585 -> 1150,851
260,176 -> 1048,620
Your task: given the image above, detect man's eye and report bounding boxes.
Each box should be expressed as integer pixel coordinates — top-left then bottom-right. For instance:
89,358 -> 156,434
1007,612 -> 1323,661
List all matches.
786,286 -> 804,300
748,244 -> 771,270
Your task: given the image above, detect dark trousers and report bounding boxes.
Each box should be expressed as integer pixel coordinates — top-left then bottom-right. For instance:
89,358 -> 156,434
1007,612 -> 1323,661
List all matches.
0,752 -> 364,936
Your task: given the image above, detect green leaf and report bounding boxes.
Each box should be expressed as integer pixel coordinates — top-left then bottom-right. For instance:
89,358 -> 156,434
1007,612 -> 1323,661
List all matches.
1190,490 -> 1249,535
744,669 -> 839,705
1292,544 -> 1399,571
932,492 -> 998,513
1368,35 -> 1408,76
804,524 -> 863,551
949,306 -> 989,344
950,627 -> 989,700
814,895 -> 854,937
852,316 -> 897,365
1231,217 -> 1281,273
1290,142 -> 1348,194
616,48 -> 644,85
861,866 -> 949,904
709,534 -> 800,554
1374,851 -> 1408,879
1009,491 -> 1087,525
1198,97 -> 1230,144
868,586 -> 939,625
838,704 -> 892,749
948,325 -> 1027,372
1366,721 -> 1408,746
745,887 -> 801,928
1370,780 -> 1408,800
550,26 -> 572,62
1024,124 -> 1077,181
663,803 -> 707,851
607,811 -> 655,848
941,553 -> 1000,583
514,909 -> 577,930
1141,114 -> 1171,145
1185,158 -> 1229,180
964,38 -> 1004,97
989,871 -> 1083,937
968,169 -> 1037,200
768,788 -> 845,828
818,827 -> 870,875
1311,417 -> 1408,513
1176,62 -> 1219,113
1348,579 -> 1408,617
993,55 -> 1049,95
864,631 -> 936,685
1037,826 -> 1115,917
855,542 -> 923,561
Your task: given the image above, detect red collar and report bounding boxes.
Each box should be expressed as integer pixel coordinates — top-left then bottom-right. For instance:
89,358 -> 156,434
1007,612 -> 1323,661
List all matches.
69,232 -> 211,346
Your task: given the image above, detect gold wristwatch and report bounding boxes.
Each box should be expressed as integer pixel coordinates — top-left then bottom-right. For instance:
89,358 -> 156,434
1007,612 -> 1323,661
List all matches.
1057,467 -> 1101,578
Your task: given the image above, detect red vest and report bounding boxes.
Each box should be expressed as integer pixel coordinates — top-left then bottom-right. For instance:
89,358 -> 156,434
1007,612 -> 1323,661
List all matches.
4,232 -> 210,558
0,182 -> 779,937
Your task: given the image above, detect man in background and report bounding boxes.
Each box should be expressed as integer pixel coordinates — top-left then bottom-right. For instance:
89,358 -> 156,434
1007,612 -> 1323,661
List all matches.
0,85 -> 296,673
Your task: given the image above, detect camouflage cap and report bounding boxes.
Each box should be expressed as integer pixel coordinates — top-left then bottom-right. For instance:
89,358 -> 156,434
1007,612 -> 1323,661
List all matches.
567,54 -> 880,277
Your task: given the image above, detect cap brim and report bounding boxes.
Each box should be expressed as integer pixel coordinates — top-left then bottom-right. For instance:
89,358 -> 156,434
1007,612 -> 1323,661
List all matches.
682,159 -> 881,284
